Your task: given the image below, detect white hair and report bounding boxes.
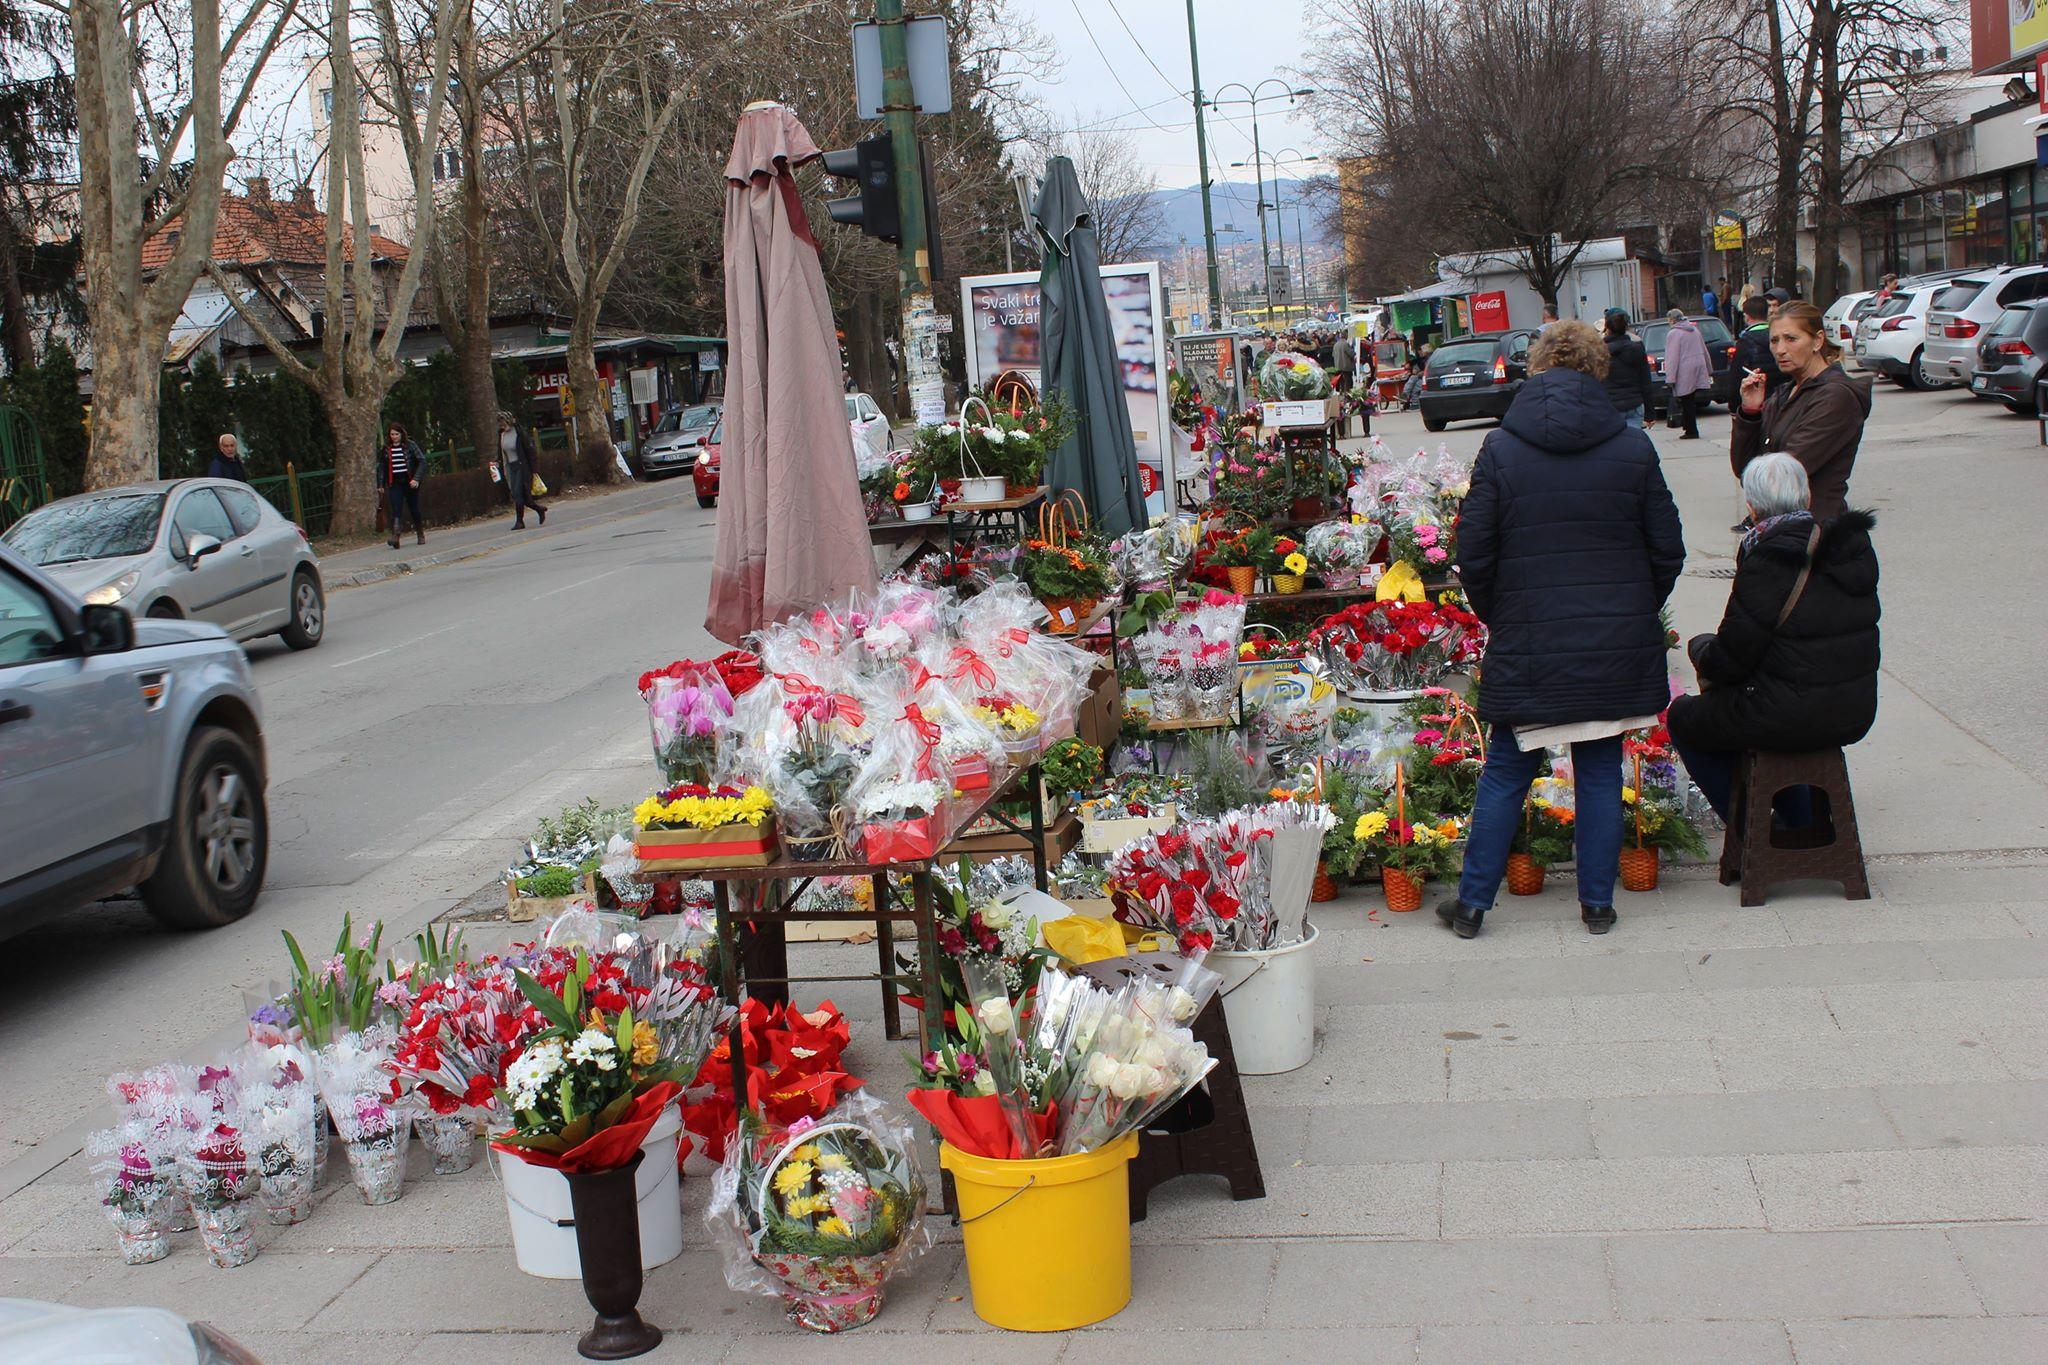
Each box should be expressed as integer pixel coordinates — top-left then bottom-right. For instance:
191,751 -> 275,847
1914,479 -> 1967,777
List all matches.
1742,452 -> 1809,517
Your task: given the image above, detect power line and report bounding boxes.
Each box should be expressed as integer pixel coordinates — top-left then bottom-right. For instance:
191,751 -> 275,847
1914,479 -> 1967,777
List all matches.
1102,0 -> 1187,97
1066,0 -> 1185,135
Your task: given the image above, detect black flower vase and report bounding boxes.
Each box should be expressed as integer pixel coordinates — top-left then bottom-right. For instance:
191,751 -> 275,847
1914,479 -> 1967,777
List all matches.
564,1150 -> 662,1359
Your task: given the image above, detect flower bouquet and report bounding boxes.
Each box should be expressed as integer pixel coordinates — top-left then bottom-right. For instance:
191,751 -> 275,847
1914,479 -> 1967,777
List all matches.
1351,808 -> 1465,911
1018,537 -> 1111,632
1304,520 -> 1375,589
176,1119 -> 261,1268
633,784 -> 778,869
1109,515 -> 1201,592
89,1125 -> 177,1264
105,1062 -> 212,1233
1509,797 -> 1576,895
1309,599 -> 1485,697
855,778 -> 947,864
1257,349 -> 1332,402
640,662 -> 734,788
231,1047 -> 320,1221
772,691 -> 865,862
1266,534 -> 1309,594
1620,746 -> 1710,891
319,1029 -> 414,1205
707,1092 -> 931,1332
972,694 -> 1043,761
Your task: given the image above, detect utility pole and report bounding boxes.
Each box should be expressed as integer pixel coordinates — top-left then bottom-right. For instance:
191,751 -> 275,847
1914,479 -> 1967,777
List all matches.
1185,0 -> 1221,323
1210,81 -> 1311,329
876,0 -> 941,424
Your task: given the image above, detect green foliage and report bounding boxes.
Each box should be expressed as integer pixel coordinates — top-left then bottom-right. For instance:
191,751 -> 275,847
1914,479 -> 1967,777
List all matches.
516,866 -> 580,898
383,350 -> 473,464
1116,588 -> 1175,638
1018,536 -> 1111,600
232,365 -> 335,475
1,341 -> 88,499
1180,731 -> 1270,816
1041,737 -> 1104,801
1316,766 -> 1378,881
1513,802 -> 1576,865
1207,526 -> 1274,569
532,798 -> 626,855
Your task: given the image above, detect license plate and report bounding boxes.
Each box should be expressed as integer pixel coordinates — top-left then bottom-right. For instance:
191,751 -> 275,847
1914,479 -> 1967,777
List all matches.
1440,374 -> 1474,387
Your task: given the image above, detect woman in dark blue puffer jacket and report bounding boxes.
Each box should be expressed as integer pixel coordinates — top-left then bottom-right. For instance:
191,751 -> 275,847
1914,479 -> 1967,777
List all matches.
1438,320 -> 1687,940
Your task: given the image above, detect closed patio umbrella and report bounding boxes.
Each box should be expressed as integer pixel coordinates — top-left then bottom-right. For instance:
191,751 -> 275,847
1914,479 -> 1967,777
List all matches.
1034,156 -> 1146,539
706,101 -> 876,644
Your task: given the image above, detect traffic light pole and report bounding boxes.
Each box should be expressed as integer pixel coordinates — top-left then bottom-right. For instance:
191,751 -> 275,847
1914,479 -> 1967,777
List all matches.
875,0 -> 942,424
1185,0 -> 1221,324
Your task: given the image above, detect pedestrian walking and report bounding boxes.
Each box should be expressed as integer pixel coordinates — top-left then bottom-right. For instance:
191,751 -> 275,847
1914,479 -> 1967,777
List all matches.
1701,280 -> 1720,321
381,421 -> 426,550
1601,309 -> 1652,429
1663,308 -> 1713,440
1435,320 -> 1686,941
496,411 -> 549,530
1731,301 -> 1872,521
1332,331 -> 1355,390
1666,453 -> 1879,825
208,433 -> 250,482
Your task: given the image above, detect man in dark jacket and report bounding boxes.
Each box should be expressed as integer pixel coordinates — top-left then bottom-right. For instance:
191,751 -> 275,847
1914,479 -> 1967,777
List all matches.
1440,320 -> 1686,940
1668,453 -> 1879,822
208,434 -> 250,482
1600,310 -> 1652,428
1731,295 -> 1787,403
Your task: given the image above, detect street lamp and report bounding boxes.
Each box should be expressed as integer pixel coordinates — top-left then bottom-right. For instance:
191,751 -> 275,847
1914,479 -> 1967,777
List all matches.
1207,80 -> 1313,326
1233,148 -> 1319,325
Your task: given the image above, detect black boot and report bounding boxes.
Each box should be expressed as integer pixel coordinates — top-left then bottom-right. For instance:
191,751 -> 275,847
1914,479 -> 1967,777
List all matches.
536,504 -> 547,525
1581,902 -> 1618,935
1434,896 -> 1484,939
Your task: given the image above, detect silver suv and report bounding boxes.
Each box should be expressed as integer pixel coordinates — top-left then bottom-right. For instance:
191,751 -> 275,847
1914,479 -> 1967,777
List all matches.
0,543 -> 267,934
1922,266 -> 2048,387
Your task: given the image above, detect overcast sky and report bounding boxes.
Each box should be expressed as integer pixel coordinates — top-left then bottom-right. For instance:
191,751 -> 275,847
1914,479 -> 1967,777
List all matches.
1013,0 -> 1325,193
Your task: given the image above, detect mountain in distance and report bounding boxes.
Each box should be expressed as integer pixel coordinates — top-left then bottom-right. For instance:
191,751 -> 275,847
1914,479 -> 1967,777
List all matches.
1141,179 -> 1331,252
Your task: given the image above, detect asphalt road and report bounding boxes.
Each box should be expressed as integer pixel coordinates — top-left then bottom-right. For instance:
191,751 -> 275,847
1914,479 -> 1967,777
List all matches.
3,372 -> 2044,1175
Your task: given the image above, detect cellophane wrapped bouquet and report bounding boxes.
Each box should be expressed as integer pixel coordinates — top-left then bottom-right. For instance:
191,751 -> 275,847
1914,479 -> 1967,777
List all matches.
1258,349 -> 1332,401
1309,599 -> 1486,696
640,660 -> 737,787
88,1121 -> 179,1264
707,1090 -> 932,1333
318,1028 -> 415,1206
1304,519 -> 1376,589
1131,590 -> 1244,724
1107,801 -> 1331,953
1110,515 -> 1202,592
231,1044 -> 320,1223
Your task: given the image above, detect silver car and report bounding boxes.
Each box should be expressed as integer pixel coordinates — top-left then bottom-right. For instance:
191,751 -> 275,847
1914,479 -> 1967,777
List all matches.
639,403 -> 720,476
2,479 -> 325,649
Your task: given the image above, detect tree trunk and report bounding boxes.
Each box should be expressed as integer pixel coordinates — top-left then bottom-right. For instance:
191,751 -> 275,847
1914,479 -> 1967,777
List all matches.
328,382 -> 385,537
1811,0 -> 1844,304
565,311 -> 613,484
451,15 -> 500,467
81,326 -> 164,487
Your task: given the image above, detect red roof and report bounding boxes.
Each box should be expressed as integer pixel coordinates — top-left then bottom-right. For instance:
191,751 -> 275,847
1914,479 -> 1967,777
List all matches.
141,190 -> 408,273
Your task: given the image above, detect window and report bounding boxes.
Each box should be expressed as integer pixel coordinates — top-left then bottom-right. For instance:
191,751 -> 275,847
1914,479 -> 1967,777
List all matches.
858,396 -> 881,421
1508,333 -> 1532,360
0,568 -> 64,667
1931,279 -> 1989,312
169,489 -> 236,557
1697,318 -> 1733,347
217,486 -> 264,538
1426,340 -> 1496,370
2,494 -> 163,565
433,148 -> 463,182
1986,306 -> 2033,339
1996,270 -> 2048,306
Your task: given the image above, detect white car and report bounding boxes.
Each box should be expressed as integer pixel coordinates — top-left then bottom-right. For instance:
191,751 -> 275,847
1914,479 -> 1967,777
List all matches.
1923,265 -> 2048,387
1821,291 -> 1880,352
845,392 -> 890,463
1852,286 -> 1953,390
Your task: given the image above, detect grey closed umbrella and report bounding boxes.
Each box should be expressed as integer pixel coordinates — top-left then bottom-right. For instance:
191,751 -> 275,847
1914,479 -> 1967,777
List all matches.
1034,156 -> 1146,539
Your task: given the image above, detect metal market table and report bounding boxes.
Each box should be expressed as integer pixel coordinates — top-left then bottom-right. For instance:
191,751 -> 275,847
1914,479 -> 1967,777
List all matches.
644,768 -> 1050,1107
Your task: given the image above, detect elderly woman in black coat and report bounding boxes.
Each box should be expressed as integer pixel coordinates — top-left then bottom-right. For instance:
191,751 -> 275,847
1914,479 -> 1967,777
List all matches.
1439,320 -> 1686,940
1667,452 -> 1880,821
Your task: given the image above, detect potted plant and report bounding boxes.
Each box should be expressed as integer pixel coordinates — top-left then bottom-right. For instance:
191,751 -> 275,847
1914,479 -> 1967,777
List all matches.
633,784 -> 778,869
776,697 -> 864,863
1040,737 -> 1104,809
1266,534 -> 1309,595
891,457 -> 938,520
1207,527 -> 1273,596
972,694 -> 1045,761
1352,808 -> 1463,912
1018,537 -> 1111,633
1619,785 -> 1709,891
1507,798 -> 1576,895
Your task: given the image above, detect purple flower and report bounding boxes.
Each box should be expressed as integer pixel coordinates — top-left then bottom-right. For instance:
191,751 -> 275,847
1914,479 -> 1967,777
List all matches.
249,1002 -> 289,1028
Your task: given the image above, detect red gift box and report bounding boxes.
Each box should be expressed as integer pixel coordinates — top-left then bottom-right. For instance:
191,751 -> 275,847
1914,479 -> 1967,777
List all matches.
950,752 -> 990,792
862,815 -> 939,864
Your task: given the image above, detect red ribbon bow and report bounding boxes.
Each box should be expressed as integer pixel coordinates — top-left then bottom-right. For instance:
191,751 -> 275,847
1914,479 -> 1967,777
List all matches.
947,647 -> 997,692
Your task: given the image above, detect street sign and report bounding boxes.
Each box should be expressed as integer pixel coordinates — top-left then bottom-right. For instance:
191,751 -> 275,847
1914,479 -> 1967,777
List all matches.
557,383 -> 575,416
1191,311 -> 1205,330
1711,210 -> 1744,250
1268,265 -> 1293,303
852,17 -> 951,117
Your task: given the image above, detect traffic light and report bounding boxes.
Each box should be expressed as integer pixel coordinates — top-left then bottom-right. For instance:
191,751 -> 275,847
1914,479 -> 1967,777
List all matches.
821,135 -> 900,243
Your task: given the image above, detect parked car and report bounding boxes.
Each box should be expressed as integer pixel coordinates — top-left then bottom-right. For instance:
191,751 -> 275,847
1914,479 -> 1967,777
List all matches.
1852,286 -> 1955,389
2,480 -> 325,649
639,402 -> 720,477
0,542 -> 268,934
1922,265 -> 2048,387
1969,300 -> 2048,413
692,416 -> 722,508
846,391 -> 890,462
1640,314 -> 1738,413
1821,291 -> 1882,351
1418,329 -> 1538,431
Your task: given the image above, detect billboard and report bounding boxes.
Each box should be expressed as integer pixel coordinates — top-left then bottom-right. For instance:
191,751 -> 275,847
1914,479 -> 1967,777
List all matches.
1973,0 -> 2047,72
959,263 -> 1172,503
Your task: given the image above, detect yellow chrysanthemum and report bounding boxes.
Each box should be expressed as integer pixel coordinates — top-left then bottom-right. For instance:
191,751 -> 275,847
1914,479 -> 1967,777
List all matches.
788,1145 -> 819,1163
771,1161 -> 813,1197
817,1153 -> 851,1172
1621,787 -> 1638,805
630,1021 -> 658,1067
782,1193 -> 825,1219
817,1216 -> 852,1239
1353,811 -> 1389,841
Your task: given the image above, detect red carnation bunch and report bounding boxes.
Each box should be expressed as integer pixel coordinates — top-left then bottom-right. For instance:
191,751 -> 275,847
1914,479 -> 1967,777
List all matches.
638,650 -> 763,700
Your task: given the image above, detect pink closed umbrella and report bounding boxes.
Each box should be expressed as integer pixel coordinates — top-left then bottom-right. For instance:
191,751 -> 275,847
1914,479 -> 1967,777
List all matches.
706,102 -> 876,644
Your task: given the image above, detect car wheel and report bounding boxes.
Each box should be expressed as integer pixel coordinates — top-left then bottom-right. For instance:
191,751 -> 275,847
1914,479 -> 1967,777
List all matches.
1909,349 -> 1950,391
1422,415 -> 1446,432
280,568 -> 324,650
697,493 -> 716,508
140,726 -> 267,930
146,600 -> 182,619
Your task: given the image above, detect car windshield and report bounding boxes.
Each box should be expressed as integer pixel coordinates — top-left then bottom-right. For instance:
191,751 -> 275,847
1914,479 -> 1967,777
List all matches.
1850,297 -> 1881,320
1932,280 -> 1989,311
1427,341 -> 1496,370
2,493 -> 164,564
652,405 -> 717,435
1873,294 -> 1913,317
1697,318 -> 1732,345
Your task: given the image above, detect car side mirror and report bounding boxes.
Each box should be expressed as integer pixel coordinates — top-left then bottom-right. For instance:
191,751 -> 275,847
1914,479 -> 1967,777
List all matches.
79,603 -> 135,655
185,532 -> 222,565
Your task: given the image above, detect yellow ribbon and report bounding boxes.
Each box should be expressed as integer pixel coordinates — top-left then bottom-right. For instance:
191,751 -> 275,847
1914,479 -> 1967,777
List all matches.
1376,559 -> 1426,603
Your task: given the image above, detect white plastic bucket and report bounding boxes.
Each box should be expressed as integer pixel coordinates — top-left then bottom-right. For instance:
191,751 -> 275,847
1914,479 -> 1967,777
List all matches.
901,500 -> 936,522
1210,924 -> 1320,1075
958,475 -> 1006,503
493,1103 -> 684,1279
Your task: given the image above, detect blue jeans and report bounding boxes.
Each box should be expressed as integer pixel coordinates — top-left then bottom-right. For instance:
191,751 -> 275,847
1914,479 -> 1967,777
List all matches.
1457,725 -> 1622,911
1671,734 -> 1816,828
1622,405 -> 1644,430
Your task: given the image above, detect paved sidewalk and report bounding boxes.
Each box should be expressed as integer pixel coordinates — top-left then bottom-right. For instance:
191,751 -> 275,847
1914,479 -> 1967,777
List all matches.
317,477 -> 705,589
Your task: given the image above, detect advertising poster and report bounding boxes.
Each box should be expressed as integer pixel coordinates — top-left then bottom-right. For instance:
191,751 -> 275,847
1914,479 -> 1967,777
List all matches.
960,263 -> 1172,509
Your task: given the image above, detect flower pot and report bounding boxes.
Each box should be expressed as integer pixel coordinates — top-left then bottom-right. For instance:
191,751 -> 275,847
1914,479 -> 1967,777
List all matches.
1381,867 -> 1425,912
417,1113 -> 479,1175
1225,565 -> 1257,595
1311,862 -> 1338,903
564,1151 -> 663,1359
1040,597 -> 1097,634
1619,846 -> 1660,892
198,1200 -> 258,1269
1271,572 -> 1306,595
900,500 -> 935,522
105,1205 -> 171,1265
957,474 -> 1006,503
1288,494 -> 1326,521
495,1104 -> 685,1279
1505,853 -> 1547,897
343,1127 -> 411,1205
1210,925 -> 1321,1074
753,1249 -> 894,1333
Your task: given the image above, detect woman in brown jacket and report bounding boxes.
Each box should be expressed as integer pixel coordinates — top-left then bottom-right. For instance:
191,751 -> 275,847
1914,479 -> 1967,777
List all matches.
1730,301 -> 1872,521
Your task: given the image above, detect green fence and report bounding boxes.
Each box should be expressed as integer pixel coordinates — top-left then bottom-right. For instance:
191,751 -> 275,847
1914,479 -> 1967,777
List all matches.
250,465 -> 335,539
0,404 -> 49,534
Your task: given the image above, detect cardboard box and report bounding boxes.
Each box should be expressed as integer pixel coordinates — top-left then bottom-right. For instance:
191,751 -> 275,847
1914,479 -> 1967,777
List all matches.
1077,663 -> 1122,752
634,819 -> 779,869
1262,398 -> 1328,429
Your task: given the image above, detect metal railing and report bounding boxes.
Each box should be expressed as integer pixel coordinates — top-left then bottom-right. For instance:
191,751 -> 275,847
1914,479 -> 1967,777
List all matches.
250,465 -> 335,538
0,404 -> 49,534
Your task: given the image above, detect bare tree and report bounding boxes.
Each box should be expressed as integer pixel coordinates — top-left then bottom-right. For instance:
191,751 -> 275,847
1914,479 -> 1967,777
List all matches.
211,0 -> 459,534
57,0 -> 296,486
1307,0 -> 1699,310
1024,120 -> 1166,266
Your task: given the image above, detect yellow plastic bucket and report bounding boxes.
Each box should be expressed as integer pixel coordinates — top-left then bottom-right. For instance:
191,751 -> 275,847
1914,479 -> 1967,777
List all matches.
940,1131 -> 1138,1331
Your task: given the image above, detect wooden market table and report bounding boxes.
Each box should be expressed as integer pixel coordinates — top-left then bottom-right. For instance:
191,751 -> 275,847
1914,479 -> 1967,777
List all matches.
643,767 -> 1051,1103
